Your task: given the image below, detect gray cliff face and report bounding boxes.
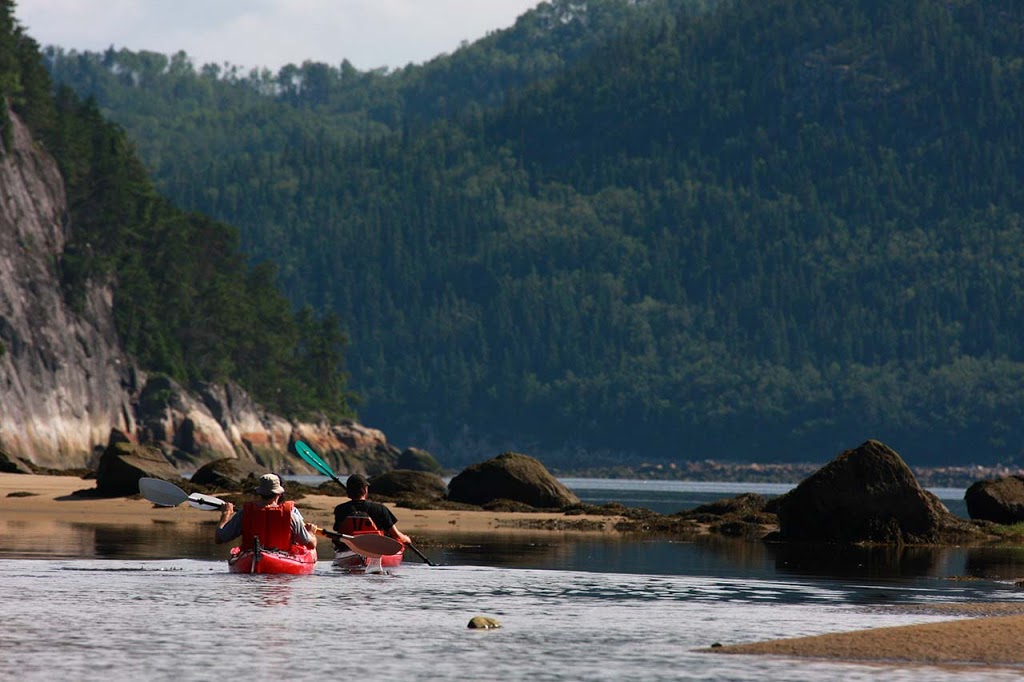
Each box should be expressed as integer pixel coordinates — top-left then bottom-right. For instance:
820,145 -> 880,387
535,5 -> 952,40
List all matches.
0,111 -> 135,468
0,110 -> 402,474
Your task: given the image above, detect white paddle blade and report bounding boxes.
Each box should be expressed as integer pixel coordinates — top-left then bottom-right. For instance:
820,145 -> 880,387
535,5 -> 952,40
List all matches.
138,477 -> 189,507
187,493 -> 227,510
341,534 -> 404,559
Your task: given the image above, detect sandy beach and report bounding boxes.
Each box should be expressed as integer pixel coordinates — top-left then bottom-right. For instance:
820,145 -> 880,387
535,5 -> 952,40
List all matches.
0,472 -> 625,535
4,472 -> 1024,671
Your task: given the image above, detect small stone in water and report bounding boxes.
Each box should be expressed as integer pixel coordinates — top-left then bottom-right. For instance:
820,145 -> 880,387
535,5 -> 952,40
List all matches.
467,616 -> 502,629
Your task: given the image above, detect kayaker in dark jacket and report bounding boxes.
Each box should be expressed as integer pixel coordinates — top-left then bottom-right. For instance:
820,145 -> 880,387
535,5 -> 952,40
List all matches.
332,474 -> 412,550
216,473 -> 318,550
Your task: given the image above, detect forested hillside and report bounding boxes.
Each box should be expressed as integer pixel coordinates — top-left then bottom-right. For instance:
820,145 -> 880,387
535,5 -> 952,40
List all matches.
41,0 -> 1024,468
0,0 -> 354,422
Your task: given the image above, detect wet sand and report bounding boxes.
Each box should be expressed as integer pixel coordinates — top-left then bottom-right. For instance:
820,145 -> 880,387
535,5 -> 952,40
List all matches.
5,472 -> 1024,670
708,604 -> 1024,669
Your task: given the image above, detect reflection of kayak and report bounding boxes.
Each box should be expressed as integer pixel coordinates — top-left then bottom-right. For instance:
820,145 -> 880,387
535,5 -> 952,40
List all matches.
333,532 -> 404,571
228,543 -> 318,575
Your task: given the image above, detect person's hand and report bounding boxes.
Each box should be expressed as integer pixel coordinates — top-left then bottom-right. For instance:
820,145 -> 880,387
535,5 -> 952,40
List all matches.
304,522 -> 319,534
218,502 -> 234,528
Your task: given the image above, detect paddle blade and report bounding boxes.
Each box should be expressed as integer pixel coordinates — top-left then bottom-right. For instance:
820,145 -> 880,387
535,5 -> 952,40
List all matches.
316,528 -> 403,558
187,492 -> 227,510
139,477 -> 188,507
342,534 -> 404,559
294,440 -> 338,479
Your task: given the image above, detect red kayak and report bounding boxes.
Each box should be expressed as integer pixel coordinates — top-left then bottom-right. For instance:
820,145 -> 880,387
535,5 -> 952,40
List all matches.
228,544 -> 318,575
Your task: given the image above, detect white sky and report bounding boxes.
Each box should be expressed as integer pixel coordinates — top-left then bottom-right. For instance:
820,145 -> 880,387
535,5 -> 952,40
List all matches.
14,0 -> 543,72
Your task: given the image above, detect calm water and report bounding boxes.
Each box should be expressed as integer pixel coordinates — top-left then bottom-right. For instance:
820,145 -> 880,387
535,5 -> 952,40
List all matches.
3,479 -> 1021,681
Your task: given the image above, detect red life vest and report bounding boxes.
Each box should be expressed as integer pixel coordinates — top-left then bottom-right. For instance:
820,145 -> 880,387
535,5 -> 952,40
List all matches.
241,500 -> 295,551
336,511 -> 380,536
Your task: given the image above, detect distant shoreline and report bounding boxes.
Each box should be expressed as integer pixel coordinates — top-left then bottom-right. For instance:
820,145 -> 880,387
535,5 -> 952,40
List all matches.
552,461 -> 1014,489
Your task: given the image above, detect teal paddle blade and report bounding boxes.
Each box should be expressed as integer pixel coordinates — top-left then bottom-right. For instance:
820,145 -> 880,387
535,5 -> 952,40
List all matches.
294,440 -> 338,479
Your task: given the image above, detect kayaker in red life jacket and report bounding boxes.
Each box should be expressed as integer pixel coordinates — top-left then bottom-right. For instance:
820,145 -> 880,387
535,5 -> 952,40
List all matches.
332,474 -> 412,550
215,473 -> 318,550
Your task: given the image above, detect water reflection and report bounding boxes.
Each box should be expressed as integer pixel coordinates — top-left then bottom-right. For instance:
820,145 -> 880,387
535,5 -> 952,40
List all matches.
5,518 -> 1024,587
768,542 -> 948,581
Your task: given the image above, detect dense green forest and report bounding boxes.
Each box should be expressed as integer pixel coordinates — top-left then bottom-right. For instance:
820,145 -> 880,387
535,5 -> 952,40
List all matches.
0,0 -> 354,421
38,0 -> 1024,468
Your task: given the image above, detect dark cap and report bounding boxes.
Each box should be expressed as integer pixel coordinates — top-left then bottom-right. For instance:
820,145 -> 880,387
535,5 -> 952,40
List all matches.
345,474 -> 369,498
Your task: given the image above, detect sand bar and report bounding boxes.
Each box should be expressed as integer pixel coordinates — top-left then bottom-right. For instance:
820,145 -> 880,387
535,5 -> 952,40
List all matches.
709,606 -> 1024,669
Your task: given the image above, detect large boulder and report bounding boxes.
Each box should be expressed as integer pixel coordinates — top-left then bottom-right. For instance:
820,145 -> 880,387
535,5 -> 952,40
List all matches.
370,470 -> 448,499
964,476 -> 1024,524
447,452 -> 580,508
191,457 -> 266,490
773,440 -> 968,544
95,437 -> 180,496
396,447 -> 443,473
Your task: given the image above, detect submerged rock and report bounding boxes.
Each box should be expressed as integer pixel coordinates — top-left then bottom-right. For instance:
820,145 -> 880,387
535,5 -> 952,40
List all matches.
467,616 -> 502,629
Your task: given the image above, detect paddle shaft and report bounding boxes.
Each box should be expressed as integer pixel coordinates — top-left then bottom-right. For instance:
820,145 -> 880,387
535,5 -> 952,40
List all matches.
405,542 -> 439,566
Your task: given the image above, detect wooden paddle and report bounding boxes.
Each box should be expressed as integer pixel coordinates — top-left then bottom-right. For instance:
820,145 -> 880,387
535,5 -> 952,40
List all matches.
136,477 -> 401,557
293,440 -> 440,566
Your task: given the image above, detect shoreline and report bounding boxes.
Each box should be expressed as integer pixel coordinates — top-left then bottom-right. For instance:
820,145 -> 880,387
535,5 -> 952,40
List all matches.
5,472 -> 1024,669
0,472 -> 628,536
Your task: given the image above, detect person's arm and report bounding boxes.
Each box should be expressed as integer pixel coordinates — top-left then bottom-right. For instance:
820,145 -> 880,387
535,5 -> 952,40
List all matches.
386,524 -> 412,546
215,502 -> 240,544
291,508 -> 318,549
376,502 -> 411,545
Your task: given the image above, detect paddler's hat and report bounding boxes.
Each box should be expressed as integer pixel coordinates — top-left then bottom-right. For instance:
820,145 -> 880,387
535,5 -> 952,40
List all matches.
255,473 -> 285,496
345,474 -> 369,498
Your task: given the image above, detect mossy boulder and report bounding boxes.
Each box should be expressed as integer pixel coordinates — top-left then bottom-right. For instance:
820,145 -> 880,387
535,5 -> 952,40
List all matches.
772,440 -> 976,544
447,452 -> 579,509
370,470 -> 447,499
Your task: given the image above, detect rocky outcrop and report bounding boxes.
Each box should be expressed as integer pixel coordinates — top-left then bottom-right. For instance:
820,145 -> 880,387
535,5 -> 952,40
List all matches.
0,106 -> 406,478
447,452 -> 579,508
0,110 -> 136,469
396,447 -> 443,473
772,440 -> 976,544
293,421 -> 400,477
190,457 -> 266,490
0,448 -> 33,474
964,476 -> 1024,524
370,470 -> 448,499
95,439 -> 181,496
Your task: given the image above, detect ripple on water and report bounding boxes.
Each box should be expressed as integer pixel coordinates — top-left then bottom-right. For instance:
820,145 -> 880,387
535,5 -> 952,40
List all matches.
2,559 -> 1023,681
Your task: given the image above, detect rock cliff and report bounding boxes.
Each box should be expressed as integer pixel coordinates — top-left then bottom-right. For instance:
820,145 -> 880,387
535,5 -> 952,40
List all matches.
0,110 -> 136,468
0,108 -> 399,475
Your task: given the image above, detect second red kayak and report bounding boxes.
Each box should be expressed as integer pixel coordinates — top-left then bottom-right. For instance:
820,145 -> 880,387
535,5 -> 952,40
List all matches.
333,531 -> 404,571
